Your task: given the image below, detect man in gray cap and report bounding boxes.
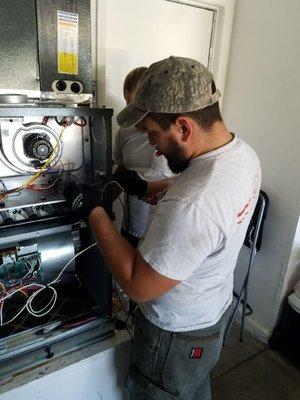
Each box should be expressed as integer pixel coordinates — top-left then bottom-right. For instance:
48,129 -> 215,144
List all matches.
65,56 -> 261,399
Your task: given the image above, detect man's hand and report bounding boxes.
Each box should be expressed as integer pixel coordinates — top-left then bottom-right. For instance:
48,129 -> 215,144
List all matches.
112,169 -> 148,198
63,181 -> 104,219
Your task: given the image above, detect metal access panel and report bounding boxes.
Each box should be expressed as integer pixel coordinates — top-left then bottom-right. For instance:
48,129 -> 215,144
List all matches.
0,0 -> 39,93
0,106 -> 114,381
36,0 -> 92,94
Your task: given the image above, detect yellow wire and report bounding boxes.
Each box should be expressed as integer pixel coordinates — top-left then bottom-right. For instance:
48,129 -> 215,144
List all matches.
0,281 -> 5,296
19,289 -> 29,298
21,126 -> 66,189
0,123 -> 67,201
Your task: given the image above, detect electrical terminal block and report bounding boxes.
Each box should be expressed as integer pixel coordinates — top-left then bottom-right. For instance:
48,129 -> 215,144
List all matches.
0,251 -> 42,290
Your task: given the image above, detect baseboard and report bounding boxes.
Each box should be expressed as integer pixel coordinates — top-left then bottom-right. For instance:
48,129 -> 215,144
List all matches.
233,305 -> 272,343
242,314 -> 271,343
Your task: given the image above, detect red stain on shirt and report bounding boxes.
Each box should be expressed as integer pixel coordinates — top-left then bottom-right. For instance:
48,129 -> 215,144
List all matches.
237,199 -> 251,224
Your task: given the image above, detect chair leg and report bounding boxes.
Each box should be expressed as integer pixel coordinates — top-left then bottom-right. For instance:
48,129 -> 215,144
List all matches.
240,247 -> 257,342
223,286 -> 245,345
240,273 -> 250,342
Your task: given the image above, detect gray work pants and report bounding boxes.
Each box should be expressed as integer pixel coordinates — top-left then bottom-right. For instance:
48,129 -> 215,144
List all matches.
126,307 -> 230,400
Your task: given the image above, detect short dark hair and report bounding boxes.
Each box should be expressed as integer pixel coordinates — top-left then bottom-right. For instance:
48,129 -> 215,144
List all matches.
148,81 -> 222,131
123,67 -> 147,97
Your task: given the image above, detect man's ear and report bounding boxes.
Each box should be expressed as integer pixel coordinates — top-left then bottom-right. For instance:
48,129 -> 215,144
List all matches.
175,117 -> 193,142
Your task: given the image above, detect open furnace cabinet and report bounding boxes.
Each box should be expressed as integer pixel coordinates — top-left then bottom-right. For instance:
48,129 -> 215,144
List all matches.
0,106 -> 114,382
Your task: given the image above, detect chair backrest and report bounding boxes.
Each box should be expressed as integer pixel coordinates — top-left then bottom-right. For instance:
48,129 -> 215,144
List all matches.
244,190 -> 269,252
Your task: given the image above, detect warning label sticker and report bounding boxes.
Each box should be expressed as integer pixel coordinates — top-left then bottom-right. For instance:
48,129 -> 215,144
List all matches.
57,10 -> 79,75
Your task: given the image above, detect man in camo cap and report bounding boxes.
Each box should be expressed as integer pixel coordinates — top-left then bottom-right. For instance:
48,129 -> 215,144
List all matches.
65,56 -> 261,399
117,55 -> 221,128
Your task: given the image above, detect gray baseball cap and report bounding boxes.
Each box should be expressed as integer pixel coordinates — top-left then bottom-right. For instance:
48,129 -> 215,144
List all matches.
117,56 -> 221,128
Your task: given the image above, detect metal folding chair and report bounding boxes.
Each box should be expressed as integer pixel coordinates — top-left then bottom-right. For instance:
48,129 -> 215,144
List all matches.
223,190 -> 269,343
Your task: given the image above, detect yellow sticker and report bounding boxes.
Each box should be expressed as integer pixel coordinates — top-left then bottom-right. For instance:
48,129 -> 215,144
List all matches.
58,52 -> 78,75
57,11 -> 79,75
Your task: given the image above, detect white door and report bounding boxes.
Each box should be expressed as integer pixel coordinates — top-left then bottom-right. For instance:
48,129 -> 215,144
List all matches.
96,0 -> 215,134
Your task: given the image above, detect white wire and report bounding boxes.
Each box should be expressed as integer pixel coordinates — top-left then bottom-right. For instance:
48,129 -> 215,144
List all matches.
50,243 -> 97,284
102,180 -> 125,193
18,268 -> 32,283
0,181 -> 127,325
26,285 -> 57,317
0,283 -> 44,326
0,283 -> 44,302
0,243 -> 98,326
1,302 -> 26,326
0,283 -> 43,326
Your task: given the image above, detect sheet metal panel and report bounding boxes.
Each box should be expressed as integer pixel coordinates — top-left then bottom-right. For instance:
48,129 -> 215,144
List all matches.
36,0 -> 92,94
0,0 -> 39,92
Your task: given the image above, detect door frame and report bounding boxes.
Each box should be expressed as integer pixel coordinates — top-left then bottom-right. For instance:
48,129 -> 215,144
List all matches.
92,0 -> 235,109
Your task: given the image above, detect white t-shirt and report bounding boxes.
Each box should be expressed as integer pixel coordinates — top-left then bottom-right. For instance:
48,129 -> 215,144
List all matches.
114,126 -> 174,238
139,137 -> 261,332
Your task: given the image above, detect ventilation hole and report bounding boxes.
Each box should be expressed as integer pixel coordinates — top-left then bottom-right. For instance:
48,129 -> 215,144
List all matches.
191,65 -> 195,68
164,70 -> 168,74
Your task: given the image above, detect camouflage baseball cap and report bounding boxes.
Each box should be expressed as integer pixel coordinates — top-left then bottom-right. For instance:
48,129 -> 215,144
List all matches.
117,56 -> 221,128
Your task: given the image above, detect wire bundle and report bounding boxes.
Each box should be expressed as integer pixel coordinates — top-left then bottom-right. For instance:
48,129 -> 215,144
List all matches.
0,116 -> 86,202
0,134 -> 129,327
0,243 -> 97,326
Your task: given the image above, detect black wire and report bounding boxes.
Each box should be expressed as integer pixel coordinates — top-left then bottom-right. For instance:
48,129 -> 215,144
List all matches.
126,193 -> 130,237
74,117 -> 87,127
117,196 -> 128,234
55,116 -> 65,126
116,190 -> 136,342
125,315 -> 133,342
114,279 -> 133,341
0,180 -> 8,192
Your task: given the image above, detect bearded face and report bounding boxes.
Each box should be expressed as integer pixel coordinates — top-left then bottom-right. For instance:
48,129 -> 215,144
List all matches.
164,142 -> 189,173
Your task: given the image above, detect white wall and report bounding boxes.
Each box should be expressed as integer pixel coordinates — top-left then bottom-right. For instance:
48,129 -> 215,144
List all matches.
282,216 -> 300,296
99,0 -> 214,136
223,0 -> 300,337
94,0 -> 235,138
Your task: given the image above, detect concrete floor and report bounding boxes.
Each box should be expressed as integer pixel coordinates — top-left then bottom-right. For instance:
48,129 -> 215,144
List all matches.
211,324 -> 300,400
1,319 -> 298,399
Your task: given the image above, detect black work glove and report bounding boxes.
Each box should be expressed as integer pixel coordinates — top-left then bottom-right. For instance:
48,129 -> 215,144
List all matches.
63,181 -> 104,219
112,169 -> 148,198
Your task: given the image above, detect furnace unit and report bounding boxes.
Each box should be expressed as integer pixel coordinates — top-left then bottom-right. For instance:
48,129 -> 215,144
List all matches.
0,0 -> 114,381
